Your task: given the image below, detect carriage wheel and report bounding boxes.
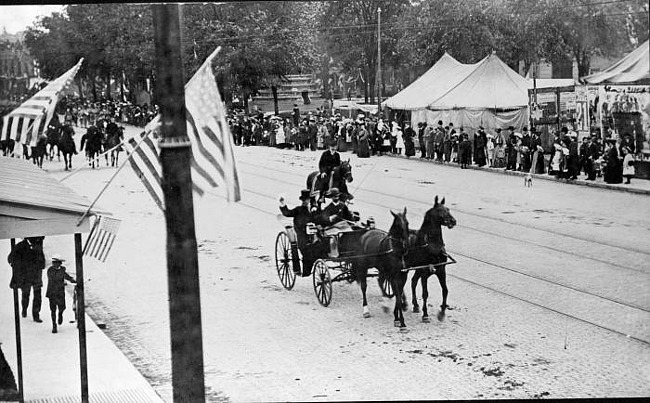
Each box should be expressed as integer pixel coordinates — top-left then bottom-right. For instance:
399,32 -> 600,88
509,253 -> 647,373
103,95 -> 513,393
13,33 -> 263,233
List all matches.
378,276 -> 394,298
312,259 -> 332,307
275,232 -> 296,290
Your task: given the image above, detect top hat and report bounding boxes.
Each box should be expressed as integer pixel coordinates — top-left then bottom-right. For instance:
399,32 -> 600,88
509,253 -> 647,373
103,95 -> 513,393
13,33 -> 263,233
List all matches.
299,189 -> 311,201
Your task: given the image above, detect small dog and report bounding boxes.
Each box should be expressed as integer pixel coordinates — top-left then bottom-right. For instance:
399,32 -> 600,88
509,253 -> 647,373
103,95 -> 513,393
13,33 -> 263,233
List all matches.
524,174 -> 533,187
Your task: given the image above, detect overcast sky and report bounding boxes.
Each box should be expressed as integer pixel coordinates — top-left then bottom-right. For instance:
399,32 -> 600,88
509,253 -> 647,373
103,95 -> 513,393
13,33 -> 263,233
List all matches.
0,5 -> 64,35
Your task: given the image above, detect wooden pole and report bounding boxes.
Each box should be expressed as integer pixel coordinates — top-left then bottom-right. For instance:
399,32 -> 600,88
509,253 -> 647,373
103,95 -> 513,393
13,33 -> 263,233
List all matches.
377,7 -> 382,116
10,238 -> 24,403
74,233 -> 89,403
152,4 -> 206,401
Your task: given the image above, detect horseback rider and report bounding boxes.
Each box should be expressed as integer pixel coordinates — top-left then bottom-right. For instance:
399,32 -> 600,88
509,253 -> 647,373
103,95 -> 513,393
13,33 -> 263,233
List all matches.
316,139 -> 341,201
279,189 -> 326,276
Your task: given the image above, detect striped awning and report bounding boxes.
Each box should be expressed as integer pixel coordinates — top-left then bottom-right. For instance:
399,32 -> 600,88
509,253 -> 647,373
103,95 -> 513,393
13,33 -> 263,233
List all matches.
1,58 -> 83,147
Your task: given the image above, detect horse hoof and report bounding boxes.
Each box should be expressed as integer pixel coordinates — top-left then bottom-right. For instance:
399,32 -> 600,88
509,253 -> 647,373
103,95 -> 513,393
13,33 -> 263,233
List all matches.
437,310 -> 446,322
412,306 -> 420,313
363,311 -> 371,318
394,321 -> 401,327
422,316 -> 430,323
399,326 -> 408,332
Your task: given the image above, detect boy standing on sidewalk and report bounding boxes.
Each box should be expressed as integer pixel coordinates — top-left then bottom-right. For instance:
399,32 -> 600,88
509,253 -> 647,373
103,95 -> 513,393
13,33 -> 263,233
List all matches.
46,255 -> 76,334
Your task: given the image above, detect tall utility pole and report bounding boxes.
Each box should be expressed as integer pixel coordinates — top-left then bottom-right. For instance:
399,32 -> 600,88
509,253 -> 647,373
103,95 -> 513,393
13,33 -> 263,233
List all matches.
377,6 -> 382,116
152,4 -> 206,401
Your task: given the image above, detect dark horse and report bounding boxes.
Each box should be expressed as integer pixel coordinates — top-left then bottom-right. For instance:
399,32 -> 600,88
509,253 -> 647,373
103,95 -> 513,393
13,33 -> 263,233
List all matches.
46,123 -> 62,161
58,125 -> 77,171
104,126 -> 124,167
351,208 -> 411,328
80,125 -> 103,169
306,159 -> 353,204
405,196 -> 457,322
30,135 -> 48,169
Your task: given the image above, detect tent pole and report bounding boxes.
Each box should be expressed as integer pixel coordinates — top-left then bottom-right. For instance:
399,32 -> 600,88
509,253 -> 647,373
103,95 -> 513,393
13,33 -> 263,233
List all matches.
74,233 -> 89,403
10,238 -> 24,403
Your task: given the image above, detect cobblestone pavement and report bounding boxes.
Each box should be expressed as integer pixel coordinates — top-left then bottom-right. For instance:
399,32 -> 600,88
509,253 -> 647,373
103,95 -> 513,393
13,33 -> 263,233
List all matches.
30,125 -> 650,401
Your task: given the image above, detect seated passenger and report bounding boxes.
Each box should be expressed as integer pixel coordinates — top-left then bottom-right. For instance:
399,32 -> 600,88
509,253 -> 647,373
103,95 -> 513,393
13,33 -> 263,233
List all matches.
279,189 -> 325,275
318,187 -> 361,256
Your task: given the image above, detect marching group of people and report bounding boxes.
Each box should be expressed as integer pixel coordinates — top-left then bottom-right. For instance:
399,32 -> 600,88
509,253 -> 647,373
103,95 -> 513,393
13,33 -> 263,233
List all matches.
8,237 -> 76,334
228,108 -> 638,185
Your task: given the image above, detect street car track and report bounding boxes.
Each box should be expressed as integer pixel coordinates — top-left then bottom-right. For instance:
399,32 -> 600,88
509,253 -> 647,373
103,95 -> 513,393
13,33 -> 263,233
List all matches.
235,185 -> 650,346
239,181 -> 650,314
238,161 -> 650,267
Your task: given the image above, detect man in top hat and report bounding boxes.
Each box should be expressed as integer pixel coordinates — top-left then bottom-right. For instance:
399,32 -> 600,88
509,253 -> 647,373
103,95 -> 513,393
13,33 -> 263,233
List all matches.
318,139 -> 342,196
319,188 -> 360,257
46,254 -> 76,333
280,190 -> 324,275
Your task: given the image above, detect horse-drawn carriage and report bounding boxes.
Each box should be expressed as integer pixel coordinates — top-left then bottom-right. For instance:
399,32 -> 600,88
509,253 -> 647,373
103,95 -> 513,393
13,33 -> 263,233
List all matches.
274,195 -> 458,327
274,215 -> 395,307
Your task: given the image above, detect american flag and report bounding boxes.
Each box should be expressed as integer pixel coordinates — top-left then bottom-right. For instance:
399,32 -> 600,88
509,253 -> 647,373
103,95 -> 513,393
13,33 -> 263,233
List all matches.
83,215 -> 121,262
1,58 -> 83,147
123,47 -> 241,211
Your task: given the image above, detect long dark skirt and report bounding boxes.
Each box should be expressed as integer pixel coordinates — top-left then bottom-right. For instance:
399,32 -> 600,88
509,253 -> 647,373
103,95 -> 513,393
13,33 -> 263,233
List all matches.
405,139 -> 416,157
604,158 -> 623,184
358,137 -> 370,158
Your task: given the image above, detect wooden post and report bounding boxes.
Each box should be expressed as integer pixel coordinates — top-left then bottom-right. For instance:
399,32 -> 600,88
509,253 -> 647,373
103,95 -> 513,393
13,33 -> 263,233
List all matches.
74,233 -> 89,403
152,4 -> 206,401
10,238 -> 24,403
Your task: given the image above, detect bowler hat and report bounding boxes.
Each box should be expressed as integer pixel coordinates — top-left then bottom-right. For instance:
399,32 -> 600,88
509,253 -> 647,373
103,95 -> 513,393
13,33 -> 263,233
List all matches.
299,189 -> 311,201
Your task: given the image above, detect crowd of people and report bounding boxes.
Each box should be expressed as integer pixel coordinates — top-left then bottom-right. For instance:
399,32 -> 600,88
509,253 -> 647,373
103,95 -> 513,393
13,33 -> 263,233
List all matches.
56,96 -> 159,128
227,109 -> 638,185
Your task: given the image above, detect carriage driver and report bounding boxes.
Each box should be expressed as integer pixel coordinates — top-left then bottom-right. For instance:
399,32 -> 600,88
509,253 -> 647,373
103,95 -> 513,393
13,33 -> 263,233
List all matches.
279,190 -> 326,276
319,187 -> 361,257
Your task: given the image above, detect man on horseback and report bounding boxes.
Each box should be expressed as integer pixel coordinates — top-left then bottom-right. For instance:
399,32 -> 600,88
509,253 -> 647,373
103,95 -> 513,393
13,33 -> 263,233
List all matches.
315,139 -> 345,202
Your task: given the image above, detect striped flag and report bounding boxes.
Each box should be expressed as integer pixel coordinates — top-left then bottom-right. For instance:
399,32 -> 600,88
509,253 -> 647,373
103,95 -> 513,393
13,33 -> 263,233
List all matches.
83,215 -> 121,262
123,47 -> 241,210
1,58 -> 83,147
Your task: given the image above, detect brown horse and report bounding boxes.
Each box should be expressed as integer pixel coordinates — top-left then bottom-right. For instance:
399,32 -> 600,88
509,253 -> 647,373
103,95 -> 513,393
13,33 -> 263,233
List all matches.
351,208 -> 410,328
405,196 -> 457,322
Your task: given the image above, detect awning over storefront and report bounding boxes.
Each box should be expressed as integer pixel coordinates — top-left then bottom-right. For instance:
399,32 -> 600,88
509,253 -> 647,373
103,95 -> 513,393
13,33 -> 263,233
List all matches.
0,156 -> 109,240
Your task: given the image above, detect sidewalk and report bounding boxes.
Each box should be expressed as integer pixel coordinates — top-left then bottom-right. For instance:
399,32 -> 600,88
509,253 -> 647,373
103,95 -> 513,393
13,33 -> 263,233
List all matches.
386,153 -> 650,196
0,256 -> 163,403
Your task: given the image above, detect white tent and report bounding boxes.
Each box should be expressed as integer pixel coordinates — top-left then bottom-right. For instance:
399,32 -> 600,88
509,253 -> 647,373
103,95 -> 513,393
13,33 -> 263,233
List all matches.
411,52 -> 530,131
383,52 -> 477,110
583,40 -> 649,85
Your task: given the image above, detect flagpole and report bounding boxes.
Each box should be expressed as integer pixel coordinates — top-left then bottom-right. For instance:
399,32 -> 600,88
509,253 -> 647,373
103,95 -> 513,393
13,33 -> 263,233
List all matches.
152,4 -> 206,401
75,132 -> 150,226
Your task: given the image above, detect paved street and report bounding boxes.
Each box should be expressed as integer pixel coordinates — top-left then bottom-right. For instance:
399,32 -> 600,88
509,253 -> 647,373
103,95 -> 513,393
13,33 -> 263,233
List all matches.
9,123 -> 650,401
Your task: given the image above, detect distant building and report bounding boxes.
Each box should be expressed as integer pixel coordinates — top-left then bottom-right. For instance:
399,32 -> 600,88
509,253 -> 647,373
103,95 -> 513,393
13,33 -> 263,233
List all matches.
0,27 -> 40,104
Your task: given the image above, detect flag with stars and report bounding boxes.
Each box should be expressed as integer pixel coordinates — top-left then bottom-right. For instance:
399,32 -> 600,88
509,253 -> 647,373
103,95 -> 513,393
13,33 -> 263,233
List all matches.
124,47 -> 241,211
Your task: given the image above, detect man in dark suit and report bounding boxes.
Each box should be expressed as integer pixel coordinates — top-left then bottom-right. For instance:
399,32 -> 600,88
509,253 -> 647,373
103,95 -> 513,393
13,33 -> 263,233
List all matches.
279,190 -> 323,276
318,139 -> 341,180
586,135 -> 601,180
8,237 -> 46,323
319,188 -> 360,257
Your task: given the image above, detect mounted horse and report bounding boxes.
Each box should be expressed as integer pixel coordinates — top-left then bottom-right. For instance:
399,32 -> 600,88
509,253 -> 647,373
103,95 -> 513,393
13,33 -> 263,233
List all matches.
350,208 -> 411,328
58,124 -> 77,171
80,125 -> 103,169
405,196 -> 457,322
103,124 -> 124,167
306,159 -> 353,205
46,123 -> 62,161
30,135 -> 48,169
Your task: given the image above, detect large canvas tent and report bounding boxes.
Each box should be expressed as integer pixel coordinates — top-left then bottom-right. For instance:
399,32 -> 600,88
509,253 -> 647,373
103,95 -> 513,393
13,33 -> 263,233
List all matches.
387,52 -> 530,131
582,40 -> 649,85
383,52 -> 477,110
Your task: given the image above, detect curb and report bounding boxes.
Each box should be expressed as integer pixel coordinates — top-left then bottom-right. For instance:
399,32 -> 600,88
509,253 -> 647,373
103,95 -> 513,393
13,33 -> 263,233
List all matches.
384,153 -> 650,196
